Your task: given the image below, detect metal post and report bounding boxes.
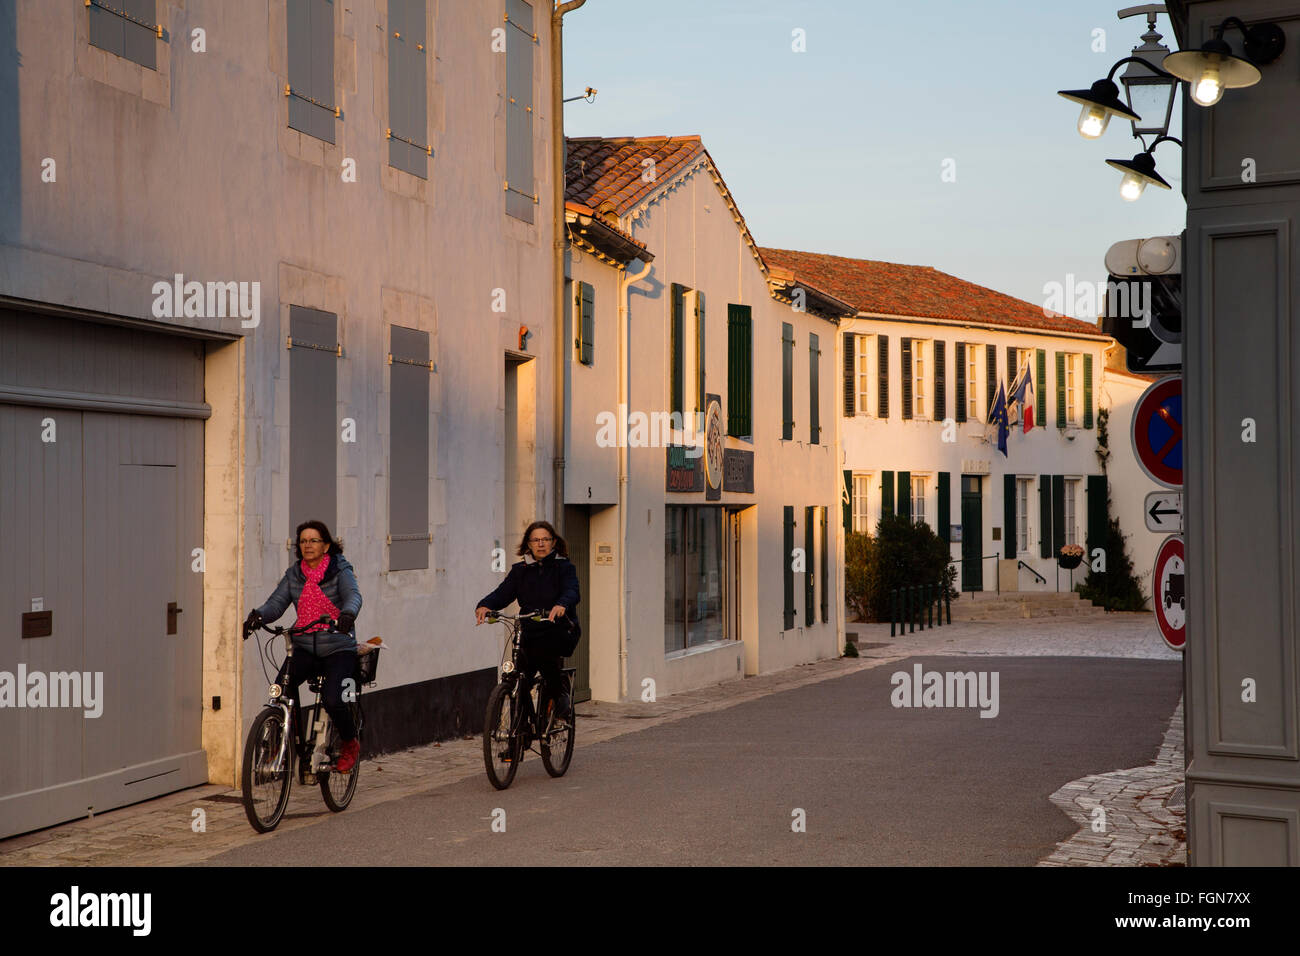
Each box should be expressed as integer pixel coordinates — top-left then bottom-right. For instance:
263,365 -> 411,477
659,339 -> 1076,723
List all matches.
889,589 -> 896,638
927,585 -> 934,627
946,588 -> 951,625
908,586 -> 915,633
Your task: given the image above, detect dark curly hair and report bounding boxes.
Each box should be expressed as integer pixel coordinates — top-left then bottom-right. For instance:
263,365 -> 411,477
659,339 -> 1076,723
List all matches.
517,520 -> 567,558
294,519 -> 343,562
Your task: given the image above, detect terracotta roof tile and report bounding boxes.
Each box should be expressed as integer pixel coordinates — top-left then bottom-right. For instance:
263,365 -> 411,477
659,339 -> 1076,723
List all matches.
758,248 -> 1109,339
566,136 -> 705,215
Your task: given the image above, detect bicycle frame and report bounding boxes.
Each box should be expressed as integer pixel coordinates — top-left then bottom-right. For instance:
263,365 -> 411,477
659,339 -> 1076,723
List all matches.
489,613 -> 571,751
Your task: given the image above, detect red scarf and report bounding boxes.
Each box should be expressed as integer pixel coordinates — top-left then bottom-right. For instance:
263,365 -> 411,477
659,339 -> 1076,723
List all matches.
295,554 -> 340,632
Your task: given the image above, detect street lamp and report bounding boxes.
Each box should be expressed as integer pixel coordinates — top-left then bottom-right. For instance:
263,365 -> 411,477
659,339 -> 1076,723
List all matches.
1118,6 -> 1178,139
1162,16 -> 1286,106
1059,72 -> 1142,139
1107,135 -> 1182,201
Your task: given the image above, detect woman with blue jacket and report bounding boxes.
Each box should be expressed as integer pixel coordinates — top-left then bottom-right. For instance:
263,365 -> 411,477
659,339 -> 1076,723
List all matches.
244,519 -> 363,773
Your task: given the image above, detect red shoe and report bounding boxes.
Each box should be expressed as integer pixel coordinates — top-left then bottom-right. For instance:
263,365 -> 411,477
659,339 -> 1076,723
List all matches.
335,738 -> 360,774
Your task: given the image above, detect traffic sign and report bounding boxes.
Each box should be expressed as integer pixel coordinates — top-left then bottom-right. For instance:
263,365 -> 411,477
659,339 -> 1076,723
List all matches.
1153,535 -> 1185,651
1144,491 -> 1183,533
1131,375 -> 1183,488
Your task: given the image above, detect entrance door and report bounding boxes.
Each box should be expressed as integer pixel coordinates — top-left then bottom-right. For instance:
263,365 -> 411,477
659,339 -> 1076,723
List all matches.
562,505 -> 591,704
960,475 -> 984,591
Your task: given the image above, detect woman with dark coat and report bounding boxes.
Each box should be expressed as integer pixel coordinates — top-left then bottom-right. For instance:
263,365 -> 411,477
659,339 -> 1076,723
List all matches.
243,519 -> 363,773
475,520 -> 581,720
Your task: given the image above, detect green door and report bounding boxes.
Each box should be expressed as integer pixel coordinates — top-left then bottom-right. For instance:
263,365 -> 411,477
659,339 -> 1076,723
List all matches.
960,475 -> 983,591
562,505 -> 592,704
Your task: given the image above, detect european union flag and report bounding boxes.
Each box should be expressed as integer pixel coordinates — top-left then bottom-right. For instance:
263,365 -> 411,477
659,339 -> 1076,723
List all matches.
989,381 -> 1009,457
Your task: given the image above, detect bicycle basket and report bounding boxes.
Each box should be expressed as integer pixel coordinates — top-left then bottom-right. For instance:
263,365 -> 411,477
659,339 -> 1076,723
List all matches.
357,643 -> 381,685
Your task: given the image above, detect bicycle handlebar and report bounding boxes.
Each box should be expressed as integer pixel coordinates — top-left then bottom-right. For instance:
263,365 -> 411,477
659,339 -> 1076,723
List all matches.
484,610 -> 547,623
251,614 -> 337,637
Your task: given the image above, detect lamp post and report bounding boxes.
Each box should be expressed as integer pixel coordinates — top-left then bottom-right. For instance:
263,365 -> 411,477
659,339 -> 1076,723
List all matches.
1118,6 -> 1179,140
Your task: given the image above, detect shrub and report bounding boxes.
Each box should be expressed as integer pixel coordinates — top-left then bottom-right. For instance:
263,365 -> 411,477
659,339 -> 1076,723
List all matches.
844,531 -> 876,622
1076,515 -> 1147,611
864,514 -> 957,622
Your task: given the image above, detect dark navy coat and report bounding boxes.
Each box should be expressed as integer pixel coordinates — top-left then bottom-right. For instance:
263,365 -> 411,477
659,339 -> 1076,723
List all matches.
478,551 -> 580,635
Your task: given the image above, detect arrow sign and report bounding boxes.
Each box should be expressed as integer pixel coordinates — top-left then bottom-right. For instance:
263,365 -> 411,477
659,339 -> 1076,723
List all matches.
1131,375 -> 1183,488
1144,491 -> 1183,533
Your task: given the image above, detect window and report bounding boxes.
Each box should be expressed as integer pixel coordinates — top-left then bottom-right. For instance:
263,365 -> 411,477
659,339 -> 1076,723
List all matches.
89,0 -> 158,70
1016,350 -> 1033,389
389,326 -> 431,570
727,305 -> 752,437
913,339 -> 927,419
1064,478 -> 1080,545
911,476 -> 927,527
852,474 -> 871,533
856,334 -> 871,415
664,507 -> 725,652
574,280 -> 594,366
288,0 -> 337,144
1065,354 -> 1079,425
781,323 -> 794,440
966,344 -> 979,421
505,0 -> 536,221
809,333 -> 821,444
388,0 -> 430,178
1016,477 -> 1030,553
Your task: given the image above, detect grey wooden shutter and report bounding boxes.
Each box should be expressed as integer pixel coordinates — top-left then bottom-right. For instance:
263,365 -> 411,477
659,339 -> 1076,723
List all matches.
1039,475 -> 1052,558
390,326 -> 431,571
881,470 -> 895,516
91,0 -> 157,69
819,506 -> 829,623
290,306 -> 339,536
781,322 -> 794,440
805,506 -> 816,626
877,335 -> 889,419
954,342 -> 967,423
670,284 -> 684,419
575,281 -> 594,366
1055,351 -> 1067,428
1083,353 -> 1094,428
389,0 -> 429,178
1003,474 -> 1016,559
1086,474 -> 1107,559
783,506 -> 795,630
289,0 -> 336,143
843,333 -> 855,416
897,471 -> 911,520
505,0 -> 535,221
985,343 -> 997,417
934,340 -> 946,421
937,472 -> 950,543
1035,349 -> 1046,430
809,332 -> 820,444
695,291 -> 706,414
1051,474 -> 1066,555
900,338 -> 912,420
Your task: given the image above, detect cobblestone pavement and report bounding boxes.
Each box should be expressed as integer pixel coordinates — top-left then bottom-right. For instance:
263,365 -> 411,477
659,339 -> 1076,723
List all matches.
1037,698 -> 1186,867
0,613 -> 1182,866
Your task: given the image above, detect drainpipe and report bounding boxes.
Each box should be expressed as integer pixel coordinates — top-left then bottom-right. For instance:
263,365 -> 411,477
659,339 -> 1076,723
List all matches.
619,255 -> 653,700
552,0 -> 587,537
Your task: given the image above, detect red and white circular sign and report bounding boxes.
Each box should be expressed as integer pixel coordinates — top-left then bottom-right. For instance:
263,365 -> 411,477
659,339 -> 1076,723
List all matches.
1153,535 -> 1185,651
1131,376 -> 1183,489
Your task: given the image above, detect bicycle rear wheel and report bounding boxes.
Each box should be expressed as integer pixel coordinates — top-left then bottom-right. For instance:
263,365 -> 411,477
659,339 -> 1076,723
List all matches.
483,683 -> 520,790
242,707 -> 292,833
541,680 -> 574,778
319,701 -> 362,811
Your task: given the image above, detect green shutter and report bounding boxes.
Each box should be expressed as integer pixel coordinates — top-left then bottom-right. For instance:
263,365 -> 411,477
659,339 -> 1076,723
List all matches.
1086,475 -> 1108,560
820,506 -> 829,623
1035,349 -> 1046,429
695,291 -> 705,414
897,471 -> 911,520
575,281 -> 594,366
781,323 -> 794,440
900,338 -> 913,420
842,470 -> 853,533
843,333 -> 855,417
1006,346 -> 1017,387
805,506 -> 816,626
1052,474 -> 1065,556
954,342 -> 967,423
877,335 -> 889,419
1055,351 -> 1066,429
1083,353 -> 1094,428
882,470 -> 894,517
934,340 -> 946,421
727,304 -> 752,437
1039,474 -> 1052,558
783,506 -> 795,630
937,472 -> 950,543
986,344 -> 997,417
1003,474 -> 1016,559
809,333 -> 820,444
670,283 -> 684,418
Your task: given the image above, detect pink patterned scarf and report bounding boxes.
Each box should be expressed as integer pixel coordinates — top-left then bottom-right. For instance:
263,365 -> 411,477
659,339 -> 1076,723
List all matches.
295,554 -> 340,633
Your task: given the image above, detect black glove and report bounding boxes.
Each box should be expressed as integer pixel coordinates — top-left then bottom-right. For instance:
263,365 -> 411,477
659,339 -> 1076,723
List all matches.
336,612 -> 356,634
242,610 -> 263,639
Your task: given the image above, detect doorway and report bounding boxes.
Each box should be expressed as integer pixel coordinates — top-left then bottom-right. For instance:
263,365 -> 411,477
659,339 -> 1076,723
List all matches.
960,474 -> 984,592
562,505 -> 592,704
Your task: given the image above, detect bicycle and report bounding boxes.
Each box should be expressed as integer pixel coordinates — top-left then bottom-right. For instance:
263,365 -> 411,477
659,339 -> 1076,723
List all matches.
481,610 -> 576,790
240,614 -> 381,833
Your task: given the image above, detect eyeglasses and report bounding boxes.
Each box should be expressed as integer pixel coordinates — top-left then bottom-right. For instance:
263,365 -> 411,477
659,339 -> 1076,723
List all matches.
299,538 -> 324,545
529,536 -> 554,544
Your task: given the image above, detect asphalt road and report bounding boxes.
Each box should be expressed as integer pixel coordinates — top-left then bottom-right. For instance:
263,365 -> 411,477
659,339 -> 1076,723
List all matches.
205,655 -> 1182,866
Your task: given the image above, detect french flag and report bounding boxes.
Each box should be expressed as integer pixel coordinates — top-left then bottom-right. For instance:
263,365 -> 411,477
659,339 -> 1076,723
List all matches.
1009,368 -> 1034,433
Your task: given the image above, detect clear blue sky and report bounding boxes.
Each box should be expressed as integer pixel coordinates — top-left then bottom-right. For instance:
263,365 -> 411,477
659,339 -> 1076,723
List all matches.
562,0 -> 1188,321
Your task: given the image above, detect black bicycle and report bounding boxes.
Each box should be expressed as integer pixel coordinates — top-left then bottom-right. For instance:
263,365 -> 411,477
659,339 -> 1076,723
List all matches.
482,610 -> 576,790
240,614 -> 381,833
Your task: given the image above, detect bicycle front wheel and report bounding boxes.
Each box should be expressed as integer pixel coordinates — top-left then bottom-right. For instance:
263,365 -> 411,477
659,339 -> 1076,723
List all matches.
242,707 -> 292,833
541,682 -> 574,778
483,683 -> 520,790
319,701 -> 362,812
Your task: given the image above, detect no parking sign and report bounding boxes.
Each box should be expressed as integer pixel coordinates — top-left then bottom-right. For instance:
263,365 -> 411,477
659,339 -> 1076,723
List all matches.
1153,535 -> 1185,651
1132,376 -> 1183,489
